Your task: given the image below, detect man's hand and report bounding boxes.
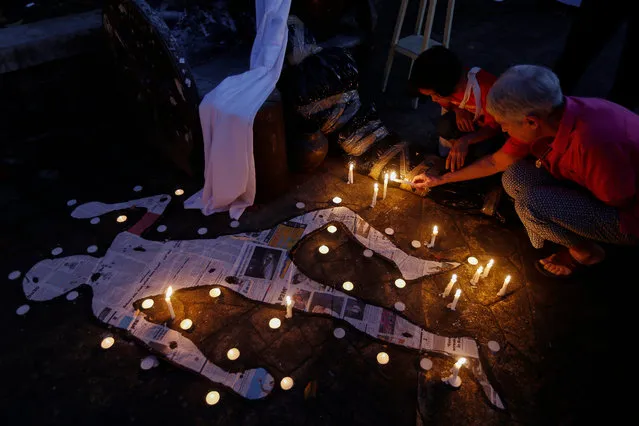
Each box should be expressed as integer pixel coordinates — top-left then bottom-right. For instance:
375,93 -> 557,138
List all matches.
412,173 -> 444,190
455,108 -> 475,132
446,137 -> 470,172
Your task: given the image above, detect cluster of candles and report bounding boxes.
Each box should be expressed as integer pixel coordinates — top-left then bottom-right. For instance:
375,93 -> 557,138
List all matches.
441,259 -> 513,307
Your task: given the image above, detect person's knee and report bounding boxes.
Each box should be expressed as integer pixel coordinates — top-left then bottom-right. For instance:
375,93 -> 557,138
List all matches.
502,162 -> 526,199
514,189 -> 548,221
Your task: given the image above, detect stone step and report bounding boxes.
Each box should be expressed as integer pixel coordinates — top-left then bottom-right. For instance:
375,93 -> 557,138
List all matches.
0,10 -> 101,74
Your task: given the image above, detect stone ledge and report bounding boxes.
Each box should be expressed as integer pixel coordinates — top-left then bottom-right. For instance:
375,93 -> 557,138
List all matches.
0,10 -> 102,74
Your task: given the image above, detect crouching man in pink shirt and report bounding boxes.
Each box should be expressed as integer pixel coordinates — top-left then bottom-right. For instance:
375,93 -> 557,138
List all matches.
412,65 -> 639,278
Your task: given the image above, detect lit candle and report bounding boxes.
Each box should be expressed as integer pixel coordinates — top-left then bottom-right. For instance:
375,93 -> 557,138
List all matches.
332,196 -> 342,204
447,289 -> 461,311
394,278 -> 406,289
285,295 -> 293,319
383,172 -> 389,199
174,189 -> 184,196
342,281 -> 354,291
376,352 -> 390,365
370,183 -> 379,208
348,162 -> 354,184
318,245 -> 329,254
481,259 -> 494,278
327,225 -> 337,233
280,377 -> 294,390
444,357 -> 467,388
205,391 -> 220,405
100,336 -> 115,349
467,256 -> 479,265
497,275 -> 511,297
441,274 -> 457,297
209,287 -> 221,298
116,215 -> 127,223
165,286 -> 175,320
470,265 -> 484,285
427,225 -> 438,248
390,171 -> 397,182
141,299 -> 154,309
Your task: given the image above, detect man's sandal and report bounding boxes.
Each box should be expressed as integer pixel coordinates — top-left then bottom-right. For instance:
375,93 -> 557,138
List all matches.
534,249 -> 587,279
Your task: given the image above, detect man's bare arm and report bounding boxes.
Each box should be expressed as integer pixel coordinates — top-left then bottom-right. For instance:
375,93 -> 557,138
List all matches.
440,148 -> 523,185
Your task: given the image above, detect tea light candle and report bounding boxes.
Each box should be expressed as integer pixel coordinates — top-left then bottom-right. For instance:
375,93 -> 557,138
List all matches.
327,225 -> 337,233
447,289 -> 461,311
205,391 -> 221,405
370,183 -> 379,208
376,352 -> 390,365
227,348 -> 240,361
141,299 -> 154,309
332,196 -> 342,204
348,162 -> 354,184
441,274 -> 457,297
285,295 -> 293,319
209,287 -> 221,298
394,278 -> 406,289
116,215 -> 127,223
497,275 -> 511,297
174,189 -> 184,196
467,256 -> 479,265
101,336 -> 115,349
342,281 -> 354,291
318,245 -> 329,254
383,172 -> 389,199
268,318 -> 281,329
280,377 -> 294,390
427,226 -> 438,248
481,259 -> 494,278
444,357 -> 467,388
165,286 -> 176,320
180,319 -> 193,330
470,266 -> 484,285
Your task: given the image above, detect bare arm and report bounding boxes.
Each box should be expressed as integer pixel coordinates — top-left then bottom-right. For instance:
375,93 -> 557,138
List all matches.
462,126 -> 502,145
413,148 -> 524,189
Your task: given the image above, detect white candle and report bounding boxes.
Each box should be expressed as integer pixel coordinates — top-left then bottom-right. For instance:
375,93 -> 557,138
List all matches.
348,162 -> 354,184
227,348 -> 240,361
116,215 -> 127,223
383,172 -> 389,199
481,259 -> 494,278
394,278 -> 406,289
427,225 -> 438,248
447,289 -> 461,311
209,287 -> 221,298
205,391 -> 220,405
441,274 -> 457,297
285,295 -> 293,319
370,183 -> 379,208
318,245 -> 329,254
470,266 -> 484,285
174,189 -> 184,196
332,196 -> 342,204
100,336 -> 115,349
179,319 -> 193,330
445,357 -> 467,387
327,225 -> 337,233
141,299 -> 154,309
342,281 -> 354,291
497,275 -> 511,297
390,171 -> 397,182
165,286 -> 176,320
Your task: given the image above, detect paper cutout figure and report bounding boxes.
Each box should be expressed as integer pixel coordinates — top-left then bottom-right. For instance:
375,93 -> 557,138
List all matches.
22,195 -> 504,409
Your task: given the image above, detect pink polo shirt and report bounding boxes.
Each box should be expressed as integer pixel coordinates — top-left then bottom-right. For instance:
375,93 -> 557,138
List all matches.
503,97 -> 639,237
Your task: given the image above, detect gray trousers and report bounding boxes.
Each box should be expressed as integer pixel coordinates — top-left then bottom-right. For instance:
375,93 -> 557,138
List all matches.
502,160 -> 637,249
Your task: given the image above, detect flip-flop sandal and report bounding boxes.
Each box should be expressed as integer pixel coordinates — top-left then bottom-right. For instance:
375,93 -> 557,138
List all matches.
535,249 -> 586,279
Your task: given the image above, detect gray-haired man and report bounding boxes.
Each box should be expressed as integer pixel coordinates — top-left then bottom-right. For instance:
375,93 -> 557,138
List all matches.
412,65 -> 639,278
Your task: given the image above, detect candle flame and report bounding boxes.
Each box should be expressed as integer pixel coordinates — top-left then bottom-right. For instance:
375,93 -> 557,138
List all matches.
455,357 -> 467,368
487,259 -> 494,267
286,295 -> 292,306
477,266 -> 484,274
454,289 -> 461,297
433,225 -> 438,235
390,171 -> 397,180
165,286 -> 173,300
504,275 -> 511,285
451,274 -> 457,283
374,183 -> 379,189
349,162 -> 354,170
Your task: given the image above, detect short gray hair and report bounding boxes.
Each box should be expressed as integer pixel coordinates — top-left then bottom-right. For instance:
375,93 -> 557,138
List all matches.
487,65 -> 563,121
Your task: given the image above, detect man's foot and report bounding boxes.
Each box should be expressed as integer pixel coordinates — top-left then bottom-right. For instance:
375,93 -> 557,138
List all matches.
536,243 -> 605,278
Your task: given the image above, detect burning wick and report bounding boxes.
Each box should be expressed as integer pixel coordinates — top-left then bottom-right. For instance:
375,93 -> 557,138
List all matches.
443,357 -> 467,388
497,275 -> 511,297
427,225 -> 438,248
165,286 -> 175,320
285,296 -> 293,319
470,265 -> 484,285
447,289 -> 462,311
441,274 -> 457,297
481,259 -> 494,278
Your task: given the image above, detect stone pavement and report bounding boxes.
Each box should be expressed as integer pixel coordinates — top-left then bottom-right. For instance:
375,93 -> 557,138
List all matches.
2,1 -> 636,425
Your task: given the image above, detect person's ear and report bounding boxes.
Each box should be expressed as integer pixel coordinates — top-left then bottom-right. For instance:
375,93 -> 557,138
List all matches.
524,115 -> 541,129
